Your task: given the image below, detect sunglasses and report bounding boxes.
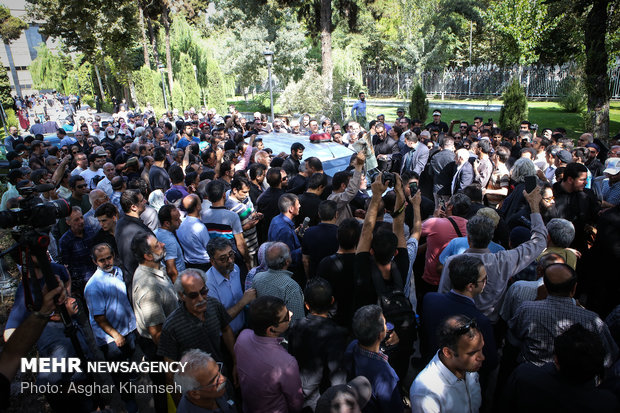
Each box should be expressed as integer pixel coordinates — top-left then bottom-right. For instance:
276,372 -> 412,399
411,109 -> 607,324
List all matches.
455,318 -> 478,335
275,309 -> 291,325
184,287 -> 209,299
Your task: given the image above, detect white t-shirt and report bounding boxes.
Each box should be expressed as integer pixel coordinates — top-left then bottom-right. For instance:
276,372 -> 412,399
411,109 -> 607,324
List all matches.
80,168 -> 105,189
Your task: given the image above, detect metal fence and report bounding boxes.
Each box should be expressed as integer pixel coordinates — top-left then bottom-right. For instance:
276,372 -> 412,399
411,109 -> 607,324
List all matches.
362,64 -> 620,99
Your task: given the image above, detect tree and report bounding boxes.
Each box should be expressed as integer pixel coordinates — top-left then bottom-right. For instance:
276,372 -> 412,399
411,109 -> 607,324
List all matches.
29,45 -> 68,92
205,50 -> 227,113
409,83 -> 429,123
0,6 -> 27,98
0,64 -> 13,109
499,78 -> 528,131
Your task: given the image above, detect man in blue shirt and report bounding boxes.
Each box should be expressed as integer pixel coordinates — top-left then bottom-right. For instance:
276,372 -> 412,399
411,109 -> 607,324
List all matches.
84,243 -> 137,359
206,238 -> 256,334
155,205 -> 185,283
344,305 -> 404,413
177,194 -> 211,271
268,193 -> 302,269
351,92 -> 367,127
59,206 -> 96,299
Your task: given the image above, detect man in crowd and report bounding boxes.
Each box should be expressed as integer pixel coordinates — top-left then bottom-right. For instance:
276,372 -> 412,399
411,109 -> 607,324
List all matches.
235,296 -> 304,413
155,204 -> 185,283
268,193 -> 302,270
93,202 -> 119,256
177,194 -> 211,271
59,206 -> 96,299
301,200 -> 339,279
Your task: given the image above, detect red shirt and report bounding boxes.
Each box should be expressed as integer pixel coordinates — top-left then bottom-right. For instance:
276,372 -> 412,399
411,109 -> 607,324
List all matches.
421,216 -> 468,285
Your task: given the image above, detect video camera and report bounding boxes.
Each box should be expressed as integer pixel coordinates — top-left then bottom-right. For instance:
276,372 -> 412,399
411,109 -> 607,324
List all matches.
0,183 -> 71,230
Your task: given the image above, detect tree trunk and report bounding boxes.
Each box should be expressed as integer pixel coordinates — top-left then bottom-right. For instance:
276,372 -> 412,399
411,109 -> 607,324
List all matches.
147,16 -> 160,66
94,64 -> 105,99
138,3 -> 150,69
162,10 -> 173,90
320,0 -> 333,101
584,0 -> 609,139
4,42 -> 21,98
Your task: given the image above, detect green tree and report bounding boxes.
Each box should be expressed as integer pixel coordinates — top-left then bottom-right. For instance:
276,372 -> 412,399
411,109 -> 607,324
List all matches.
0,64 -> 13,108
409,83 -> 429,123
205,51 -> 227,113
484,0 -> 557,65
499,78 -> 528,131
29,45 -> 68,92
0,6 -> 28,97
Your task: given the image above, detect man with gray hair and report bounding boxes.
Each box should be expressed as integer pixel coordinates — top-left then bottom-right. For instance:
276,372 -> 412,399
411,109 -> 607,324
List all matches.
175,349 -> 235,412
439,186 -> 548,322
252,242 -> 305,322
541,218 -> 577,269
83,188 -> 109,233
268,193 -> 302,269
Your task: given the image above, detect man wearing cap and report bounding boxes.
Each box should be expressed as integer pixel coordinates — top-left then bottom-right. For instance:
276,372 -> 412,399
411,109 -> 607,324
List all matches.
426,109 -> 449,133
601,158 -> 620,208
585,143 -> 604,177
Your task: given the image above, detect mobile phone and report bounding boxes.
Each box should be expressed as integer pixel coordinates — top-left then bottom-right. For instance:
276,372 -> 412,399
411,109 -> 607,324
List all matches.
409,181 -> 418,194
524,175 -> 537,193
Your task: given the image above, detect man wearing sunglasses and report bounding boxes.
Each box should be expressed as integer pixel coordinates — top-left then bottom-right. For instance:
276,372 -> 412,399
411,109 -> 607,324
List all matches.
410,315 -> 484,413
158,269 -> 236,402
235,296 -> 303,413
421,254 -> 498,390
175,349 -> 236,412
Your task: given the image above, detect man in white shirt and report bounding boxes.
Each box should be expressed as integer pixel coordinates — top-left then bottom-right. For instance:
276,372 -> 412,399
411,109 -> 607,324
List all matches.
96,162 -> 117,197
410,315 -> 484,413
80,149 -> 107,189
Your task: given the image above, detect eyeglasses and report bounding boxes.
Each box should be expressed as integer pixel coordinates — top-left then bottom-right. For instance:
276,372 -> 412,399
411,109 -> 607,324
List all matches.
274,309 -> 291,325
198,362 -> 224,389
184,287 -> 209,300
475,275 -> 487,286
76,184 -> 87,189
455,318 -> 478,335
542,196 -> 555,202
216,250 -> 235,263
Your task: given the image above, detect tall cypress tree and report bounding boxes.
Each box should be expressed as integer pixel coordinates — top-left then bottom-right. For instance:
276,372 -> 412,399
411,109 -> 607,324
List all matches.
499,78 -> 528,132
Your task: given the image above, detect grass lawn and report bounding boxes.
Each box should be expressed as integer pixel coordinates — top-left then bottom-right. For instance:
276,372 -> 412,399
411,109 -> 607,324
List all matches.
229,97 -> 620,140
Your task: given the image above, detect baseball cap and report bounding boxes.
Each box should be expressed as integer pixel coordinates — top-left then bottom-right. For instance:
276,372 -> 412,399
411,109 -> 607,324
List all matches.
315,376 -> 372,413
603,158 -> 620,175
585,143 -> 600,152
555,150 -> 572,164
95,148 -> 108,157
432,110 -> 442,116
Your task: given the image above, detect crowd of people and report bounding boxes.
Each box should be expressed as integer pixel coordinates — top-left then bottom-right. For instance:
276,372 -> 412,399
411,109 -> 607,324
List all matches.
1,94 -> 620,413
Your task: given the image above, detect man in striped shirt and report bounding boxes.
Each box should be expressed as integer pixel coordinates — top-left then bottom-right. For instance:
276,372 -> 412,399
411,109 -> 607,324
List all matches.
226,177 -> 261,266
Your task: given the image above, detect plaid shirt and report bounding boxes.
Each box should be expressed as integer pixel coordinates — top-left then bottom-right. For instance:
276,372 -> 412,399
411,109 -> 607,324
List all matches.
509,295 -> 618,367
252,268 -> 305,322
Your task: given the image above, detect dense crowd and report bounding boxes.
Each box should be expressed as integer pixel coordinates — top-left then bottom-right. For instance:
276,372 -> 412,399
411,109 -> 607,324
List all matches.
1,90 -> 620,413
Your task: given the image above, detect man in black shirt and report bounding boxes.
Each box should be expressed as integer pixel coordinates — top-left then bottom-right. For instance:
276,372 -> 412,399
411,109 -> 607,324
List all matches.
256,167 -> 286,242
425,109 -> 449,133
248,163 -> 266,205
93,202 -> 120,257
288,278 -> 348,411
297,173 -> 328,227
317,218 -> 361,330
301,200 -> 339,279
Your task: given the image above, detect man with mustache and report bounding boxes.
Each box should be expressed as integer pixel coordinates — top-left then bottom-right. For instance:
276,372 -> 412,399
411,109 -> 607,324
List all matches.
158,269 -> 237,403
175,349 -> 237,412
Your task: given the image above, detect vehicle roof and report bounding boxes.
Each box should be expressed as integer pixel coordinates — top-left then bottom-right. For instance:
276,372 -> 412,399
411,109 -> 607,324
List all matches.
247,132 -> 355,177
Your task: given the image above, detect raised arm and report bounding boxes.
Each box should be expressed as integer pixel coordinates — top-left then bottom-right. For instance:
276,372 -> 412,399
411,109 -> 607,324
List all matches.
357,173 -> 388,253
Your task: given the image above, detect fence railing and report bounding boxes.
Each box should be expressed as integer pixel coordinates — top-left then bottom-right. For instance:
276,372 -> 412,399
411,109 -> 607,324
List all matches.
362,64 -> 620,99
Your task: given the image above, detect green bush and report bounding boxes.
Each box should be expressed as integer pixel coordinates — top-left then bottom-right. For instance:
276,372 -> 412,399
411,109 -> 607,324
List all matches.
251,91 -> 273,114
277,68 -> 328,116
82,94 -> 95,108
499,78 -> 528,131
409,83 -> 429,123
558,78 -> 587,113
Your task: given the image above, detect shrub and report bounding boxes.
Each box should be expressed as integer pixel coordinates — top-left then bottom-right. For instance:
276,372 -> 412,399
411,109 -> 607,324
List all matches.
277,67 -> 328,116
409,83 -> 429,123
558,78 -> 587,113
499,78 -> 528,131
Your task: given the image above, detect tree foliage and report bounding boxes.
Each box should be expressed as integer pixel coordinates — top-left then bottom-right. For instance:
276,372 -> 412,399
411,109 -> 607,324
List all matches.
499,78 -> 528,131
0,64 -> 13,108
277,67 -> 328,115
409,83 -> 429,123
0,5 -> 28,43
30,45 -> 68,92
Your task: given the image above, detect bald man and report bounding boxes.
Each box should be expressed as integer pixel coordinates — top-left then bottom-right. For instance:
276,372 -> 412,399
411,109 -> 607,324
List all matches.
509,263 -> 618,368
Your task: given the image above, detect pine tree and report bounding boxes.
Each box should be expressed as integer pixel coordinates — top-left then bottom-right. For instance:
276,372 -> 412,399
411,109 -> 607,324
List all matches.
409,83 -> 429,123
0,64 -> 12,108
205,52 -> 226,114
499,78 -> 528,131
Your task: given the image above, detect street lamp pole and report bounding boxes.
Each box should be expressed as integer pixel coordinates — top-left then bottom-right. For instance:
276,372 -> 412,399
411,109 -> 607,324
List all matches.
263,50 -> 275,122
158,64 -> 169,110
